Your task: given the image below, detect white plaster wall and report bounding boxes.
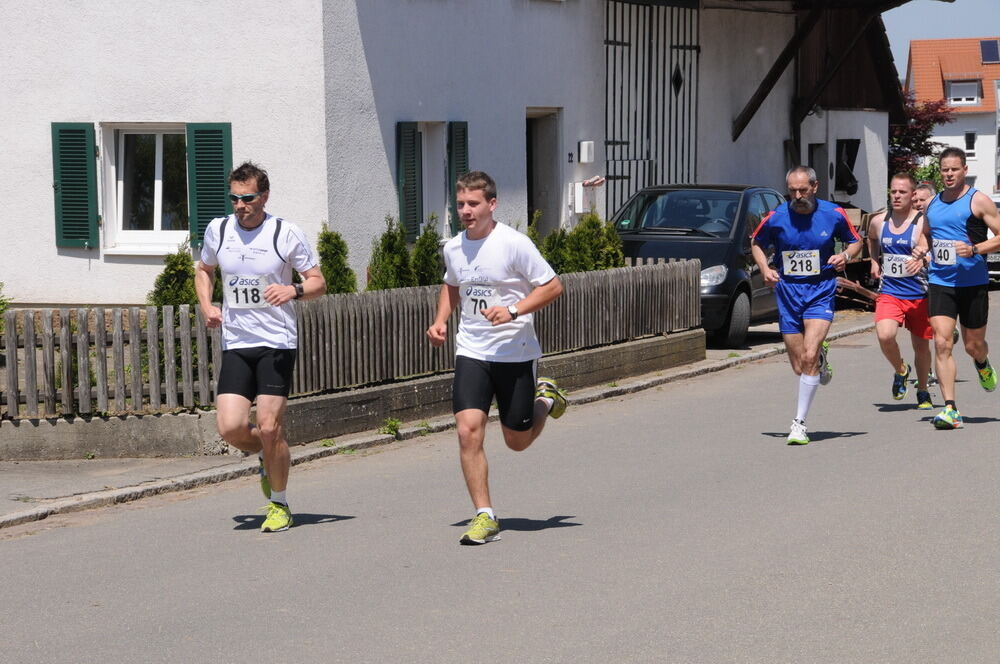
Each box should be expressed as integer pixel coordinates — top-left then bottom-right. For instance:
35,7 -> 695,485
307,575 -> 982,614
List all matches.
800,109 -> 889,213
2,0 -> 327,305
324,0 -> 607,281
697,8 -> 796,192
933,112 -> 998,194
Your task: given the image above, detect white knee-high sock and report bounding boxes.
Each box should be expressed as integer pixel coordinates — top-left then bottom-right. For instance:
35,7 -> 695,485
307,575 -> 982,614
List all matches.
796,373 -> 821,422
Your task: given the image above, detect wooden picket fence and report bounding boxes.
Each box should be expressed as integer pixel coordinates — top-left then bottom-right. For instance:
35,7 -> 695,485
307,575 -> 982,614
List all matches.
0,260 -> 699,420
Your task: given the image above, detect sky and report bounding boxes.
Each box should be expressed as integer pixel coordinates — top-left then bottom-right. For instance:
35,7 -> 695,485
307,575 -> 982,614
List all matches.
882,0 -> 999,76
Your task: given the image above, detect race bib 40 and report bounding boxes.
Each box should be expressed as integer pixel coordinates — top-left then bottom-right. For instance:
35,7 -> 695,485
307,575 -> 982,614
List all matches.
932,239 -> 956,266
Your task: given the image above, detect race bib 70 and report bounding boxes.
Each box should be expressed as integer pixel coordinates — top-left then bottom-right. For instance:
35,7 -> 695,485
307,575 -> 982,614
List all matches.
460,282 -> 502,321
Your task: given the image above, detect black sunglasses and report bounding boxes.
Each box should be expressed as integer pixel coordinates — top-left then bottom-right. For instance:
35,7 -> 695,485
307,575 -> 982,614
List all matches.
228,192 -> 266,203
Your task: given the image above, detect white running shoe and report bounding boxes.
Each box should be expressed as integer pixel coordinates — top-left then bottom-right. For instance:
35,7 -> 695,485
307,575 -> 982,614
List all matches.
787,418 -> 809,445
818,341 -> 832,386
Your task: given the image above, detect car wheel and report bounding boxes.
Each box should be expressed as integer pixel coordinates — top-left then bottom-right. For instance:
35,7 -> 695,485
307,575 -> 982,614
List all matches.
718,292 -> 750,348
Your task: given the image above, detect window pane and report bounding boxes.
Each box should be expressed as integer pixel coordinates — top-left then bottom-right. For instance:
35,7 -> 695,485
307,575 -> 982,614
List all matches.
981,39 -> 999,64
965,132 -> 976,151
122,134 -> 155,230
161,134 -> 188,231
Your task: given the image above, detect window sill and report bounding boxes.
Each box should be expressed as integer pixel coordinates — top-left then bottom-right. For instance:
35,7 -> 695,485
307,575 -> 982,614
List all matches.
104,245 -> 186,257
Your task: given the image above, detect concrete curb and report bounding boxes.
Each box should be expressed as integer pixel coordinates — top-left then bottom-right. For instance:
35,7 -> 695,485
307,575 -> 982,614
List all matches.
0,323 -> 874,530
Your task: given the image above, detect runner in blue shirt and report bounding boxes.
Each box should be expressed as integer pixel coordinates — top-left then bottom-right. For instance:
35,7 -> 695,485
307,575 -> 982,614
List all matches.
751,166 -> 861,445
866,173 -> 933,409
910,147 -> 1000,429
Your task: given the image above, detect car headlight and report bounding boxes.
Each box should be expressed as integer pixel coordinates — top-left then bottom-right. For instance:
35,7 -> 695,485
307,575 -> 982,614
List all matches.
700,265 -> 728,287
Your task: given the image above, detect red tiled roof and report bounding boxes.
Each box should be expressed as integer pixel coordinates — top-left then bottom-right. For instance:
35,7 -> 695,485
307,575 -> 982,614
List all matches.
905,37 -> 1000,114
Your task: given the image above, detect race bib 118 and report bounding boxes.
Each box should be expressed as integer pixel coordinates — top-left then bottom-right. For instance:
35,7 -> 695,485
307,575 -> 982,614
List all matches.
223,273 -> 273,309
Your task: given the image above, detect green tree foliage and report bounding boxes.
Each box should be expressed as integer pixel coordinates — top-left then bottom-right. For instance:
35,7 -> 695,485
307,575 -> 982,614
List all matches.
914,162 -> 943,191
0,281 -> 10,335
411,215 -> 444,286
366,215 -> 416,291
317,223 -> 357,294
561,211 -> 625,273
147,240 -> 197,306
889,91 -> 956,181
533,211 -> 624,274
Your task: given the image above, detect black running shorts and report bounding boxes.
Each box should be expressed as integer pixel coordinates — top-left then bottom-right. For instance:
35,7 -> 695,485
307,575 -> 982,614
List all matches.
927,283 -> 989,329
452,356 -> 537,431
217,347 -> 297,401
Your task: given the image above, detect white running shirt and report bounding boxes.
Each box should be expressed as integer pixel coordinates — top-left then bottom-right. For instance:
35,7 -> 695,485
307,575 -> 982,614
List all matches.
443,222 -> 557,362
200,214 -> 318,350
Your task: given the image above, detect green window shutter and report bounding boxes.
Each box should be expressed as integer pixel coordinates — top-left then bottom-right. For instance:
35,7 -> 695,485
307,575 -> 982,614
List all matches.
396,122 -> 423,241
51,123 -> 98,248
447,121 -> 469,235
186,123 -> 233,248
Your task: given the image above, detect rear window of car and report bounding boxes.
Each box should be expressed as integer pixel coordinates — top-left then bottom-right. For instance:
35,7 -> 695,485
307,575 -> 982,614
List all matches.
616,190 -> 741,236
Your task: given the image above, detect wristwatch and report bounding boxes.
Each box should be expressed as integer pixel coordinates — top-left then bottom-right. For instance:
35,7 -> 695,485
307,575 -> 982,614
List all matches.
507,304 -> 519,320
293,283 -> 304,299
971,244 -> 979,255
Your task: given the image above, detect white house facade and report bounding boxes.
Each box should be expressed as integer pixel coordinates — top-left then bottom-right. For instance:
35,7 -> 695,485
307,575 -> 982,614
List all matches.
3,0 -> 902,306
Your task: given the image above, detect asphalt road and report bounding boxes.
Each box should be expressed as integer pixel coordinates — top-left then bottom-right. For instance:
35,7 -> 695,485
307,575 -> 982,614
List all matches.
3,316 -> 999,663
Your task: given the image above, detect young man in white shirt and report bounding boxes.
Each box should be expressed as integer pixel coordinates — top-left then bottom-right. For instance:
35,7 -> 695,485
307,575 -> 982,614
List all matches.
195,161 -> 325,532
426,171 -> 566,545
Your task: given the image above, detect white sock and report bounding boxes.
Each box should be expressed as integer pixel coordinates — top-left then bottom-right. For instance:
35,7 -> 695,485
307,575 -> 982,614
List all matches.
270,490 -> 287,506
536,396 -> 554,412
476,507 -> 495,520
796,373 -> 821,422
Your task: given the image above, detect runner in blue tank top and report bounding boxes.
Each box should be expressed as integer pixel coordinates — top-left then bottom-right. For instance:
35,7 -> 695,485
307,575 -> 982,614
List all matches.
751,166 -> 861,445
911,147 -> 1000,429
866,173 -> 932,409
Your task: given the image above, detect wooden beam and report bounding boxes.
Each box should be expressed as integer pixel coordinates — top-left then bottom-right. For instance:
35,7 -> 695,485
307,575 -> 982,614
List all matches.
731,6 -> 824,142
792,10 -> 880,124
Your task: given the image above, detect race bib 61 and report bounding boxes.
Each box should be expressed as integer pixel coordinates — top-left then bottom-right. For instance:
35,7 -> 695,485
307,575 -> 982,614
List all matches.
881,253 -> 911,278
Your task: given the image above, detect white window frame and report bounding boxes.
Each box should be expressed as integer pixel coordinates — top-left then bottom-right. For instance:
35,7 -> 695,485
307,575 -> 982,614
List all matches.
964,131 -> 977,159
99,123 -> 189,256
947,80 -> 980,106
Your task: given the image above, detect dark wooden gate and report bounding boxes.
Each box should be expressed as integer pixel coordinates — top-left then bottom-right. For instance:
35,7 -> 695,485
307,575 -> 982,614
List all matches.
605,0 -> 699,215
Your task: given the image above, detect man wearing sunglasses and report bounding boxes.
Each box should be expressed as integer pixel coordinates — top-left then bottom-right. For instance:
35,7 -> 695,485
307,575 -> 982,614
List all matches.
195,161 -> 325,532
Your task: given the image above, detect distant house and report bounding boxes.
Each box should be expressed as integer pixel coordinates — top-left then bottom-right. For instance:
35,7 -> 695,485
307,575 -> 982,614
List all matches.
906,37 -> 1000,194
2,1 -> 909,306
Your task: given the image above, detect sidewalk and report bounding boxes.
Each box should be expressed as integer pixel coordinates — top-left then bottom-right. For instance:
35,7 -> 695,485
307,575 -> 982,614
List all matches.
0,312 -> 875,529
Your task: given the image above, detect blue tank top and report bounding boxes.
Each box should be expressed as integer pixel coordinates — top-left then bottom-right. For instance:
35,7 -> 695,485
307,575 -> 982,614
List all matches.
878,214 -> 927,299
927,187 -> 987,287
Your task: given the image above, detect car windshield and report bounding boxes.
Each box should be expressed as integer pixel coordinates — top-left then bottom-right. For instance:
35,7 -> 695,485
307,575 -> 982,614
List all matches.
617,190 -> 742,237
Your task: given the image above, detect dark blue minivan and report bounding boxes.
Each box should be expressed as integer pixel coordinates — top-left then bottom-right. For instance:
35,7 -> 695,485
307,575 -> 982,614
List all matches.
614,184 -> 787,347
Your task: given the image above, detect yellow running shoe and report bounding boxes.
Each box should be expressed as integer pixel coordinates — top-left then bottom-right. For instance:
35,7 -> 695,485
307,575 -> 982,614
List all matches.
460,512 -> 501,545
535,376 -> 568,419
261,501 -> 293,532
258,458 -> 271,500
976,362 -> 997,392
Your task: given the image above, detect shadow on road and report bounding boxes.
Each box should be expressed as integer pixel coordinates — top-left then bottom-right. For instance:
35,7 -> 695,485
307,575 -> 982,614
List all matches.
231,513 -> 355,530
451,515 -> 582,532
761,431 -> 867,442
